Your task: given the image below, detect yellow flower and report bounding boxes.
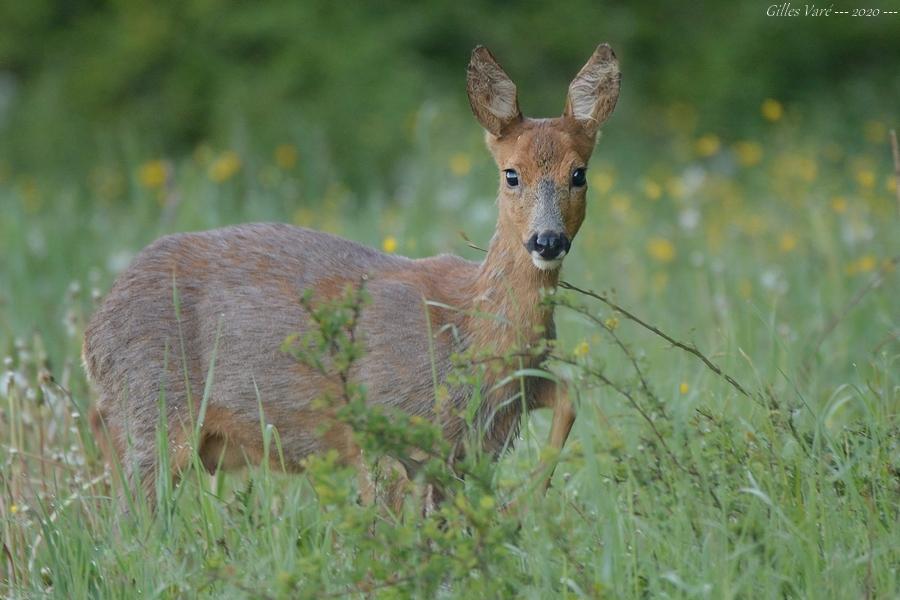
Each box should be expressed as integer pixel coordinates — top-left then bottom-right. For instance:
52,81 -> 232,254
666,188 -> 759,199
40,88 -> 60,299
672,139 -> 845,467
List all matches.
778,232 -> 797,253
761,99 -> 783,122
590,171 -> 615,194
10,504 -> 19,515
679,382 -> 689,395
743,214 -> 767,237
846,255 -> 877,275
573,340 -> 590,357
863,120 -> 886,144
830,196 -> 848,214
208,151 -> 241,183
274,144 -> 298,170
855,168 -> 876,190
449,153 -> 471,177
604,316 -> 619,331
642,179 -> 663,201
694,134 -> 721,157
734,141 -> 763,167
382,236 -> 398,253
138,160 -> 168,189
293,207 -> 314,227
666,177 -> 686,199
434,386 -> 450,408
610,193 -> 631,217
856,255 -> 877,273
647,237 -> 676,263
797,157 -> 817,182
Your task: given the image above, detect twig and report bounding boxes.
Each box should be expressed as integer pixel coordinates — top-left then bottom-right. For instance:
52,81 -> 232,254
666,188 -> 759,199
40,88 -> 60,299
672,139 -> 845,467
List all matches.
28,472 -> 111,573
694,407 -> 716,422
552,353 -> 722,509
461,349 -> 542,368
0,447 -> 82,472
317,572 -> 420,598
805,255 -> 899,366
558,280 -> 754,400
552,356 -> 682,474
554,299 -> 664,411
200,570 -> 277,600
2,542 -> 15,589
459,230 -> 488,253
891,129 -> 900,216
872,329 -> 900,355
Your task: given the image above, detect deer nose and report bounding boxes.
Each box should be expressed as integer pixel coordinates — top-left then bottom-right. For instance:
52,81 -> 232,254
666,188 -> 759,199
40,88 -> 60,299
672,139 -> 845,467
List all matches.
527,231 -> 571,260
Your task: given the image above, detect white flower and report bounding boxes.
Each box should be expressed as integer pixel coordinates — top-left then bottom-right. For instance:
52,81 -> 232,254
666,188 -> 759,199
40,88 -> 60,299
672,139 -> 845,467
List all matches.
108,250 -> 134,274
682,166 -> 706,195
690,251 -> 705,268
760,267 -> 789,295
840,219 -> 874,246
679,207 -> 700,231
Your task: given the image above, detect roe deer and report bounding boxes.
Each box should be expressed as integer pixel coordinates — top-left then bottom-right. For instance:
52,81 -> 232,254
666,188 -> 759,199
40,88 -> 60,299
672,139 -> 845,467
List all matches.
83,44 -> 621,509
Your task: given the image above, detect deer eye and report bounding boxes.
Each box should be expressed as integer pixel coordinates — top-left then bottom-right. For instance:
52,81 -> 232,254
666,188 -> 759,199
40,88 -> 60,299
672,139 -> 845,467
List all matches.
571,168 -> 587,187
504,169 -> 519,188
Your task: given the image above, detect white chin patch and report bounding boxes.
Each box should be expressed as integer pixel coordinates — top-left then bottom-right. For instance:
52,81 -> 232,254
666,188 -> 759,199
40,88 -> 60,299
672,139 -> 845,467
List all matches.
530,250 -> 565,271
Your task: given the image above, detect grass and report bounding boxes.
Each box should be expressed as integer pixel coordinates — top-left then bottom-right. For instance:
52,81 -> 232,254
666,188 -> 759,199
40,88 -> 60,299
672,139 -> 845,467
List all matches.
1,105 -> 898,598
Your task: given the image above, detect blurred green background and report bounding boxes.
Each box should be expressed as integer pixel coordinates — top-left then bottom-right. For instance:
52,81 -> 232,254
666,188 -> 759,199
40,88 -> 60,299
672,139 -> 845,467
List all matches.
1,1 -> 898,187
2,4 -> 899,597
1,0 -> 899,359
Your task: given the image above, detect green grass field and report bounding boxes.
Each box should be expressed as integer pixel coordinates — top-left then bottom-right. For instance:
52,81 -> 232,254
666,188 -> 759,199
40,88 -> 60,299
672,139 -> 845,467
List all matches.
1,105 -> 898,598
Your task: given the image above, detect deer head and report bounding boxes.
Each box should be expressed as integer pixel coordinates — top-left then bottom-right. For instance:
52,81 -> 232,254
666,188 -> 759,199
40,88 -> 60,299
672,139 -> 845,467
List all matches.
467,44 -> 621,271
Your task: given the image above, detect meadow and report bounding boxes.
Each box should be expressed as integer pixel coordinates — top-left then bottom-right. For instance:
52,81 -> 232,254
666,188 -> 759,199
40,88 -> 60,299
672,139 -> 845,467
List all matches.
1,98 -> 898,598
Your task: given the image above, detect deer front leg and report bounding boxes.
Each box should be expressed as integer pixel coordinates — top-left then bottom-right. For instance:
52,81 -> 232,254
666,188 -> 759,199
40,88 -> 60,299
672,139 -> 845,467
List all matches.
353,451 -> 377,506
324,420 -> 376,505
537,380 -> 576,491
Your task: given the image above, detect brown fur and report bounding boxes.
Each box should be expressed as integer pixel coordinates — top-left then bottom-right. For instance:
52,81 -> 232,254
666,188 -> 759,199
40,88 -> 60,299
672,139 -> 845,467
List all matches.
83,44 -> 620,506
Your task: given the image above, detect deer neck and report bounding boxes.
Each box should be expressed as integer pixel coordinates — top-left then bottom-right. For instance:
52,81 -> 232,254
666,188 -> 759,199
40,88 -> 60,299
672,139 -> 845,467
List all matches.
467,219 -> 559,353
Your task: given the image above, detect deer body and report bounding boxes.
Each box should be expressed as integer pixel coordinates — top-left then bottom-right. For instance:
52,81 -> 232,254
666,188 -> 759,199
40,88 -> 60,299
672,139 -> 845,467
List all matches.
84,45 -> 620,504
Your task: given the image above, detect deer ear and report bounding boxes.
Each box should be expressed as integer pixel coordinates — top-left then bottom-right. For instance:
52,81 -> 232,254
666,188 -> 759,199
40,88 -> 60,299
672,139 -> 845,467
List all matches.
564,44 -> 621,138
466,46 -> 522,137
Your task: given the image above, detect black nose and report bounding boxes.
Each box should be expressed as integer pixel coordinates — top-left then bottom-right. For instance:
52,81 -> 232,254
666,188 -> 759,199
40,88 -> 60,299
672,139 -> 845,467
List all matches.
526,231 -> 571,259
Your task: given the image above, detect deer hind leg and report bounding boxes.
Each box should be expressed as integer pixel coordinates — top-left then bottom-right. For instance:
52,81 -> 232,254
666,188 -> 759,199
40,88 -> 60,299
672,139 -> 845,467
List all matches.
323,420 -> 417,512
89,402 -> 143,511
90,401 -> 193,515
349,448 -> 416,512
319,419 -> 376,505
377,456 -> 414,514
89,403 -> 122,475
352,451 -> 377,506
